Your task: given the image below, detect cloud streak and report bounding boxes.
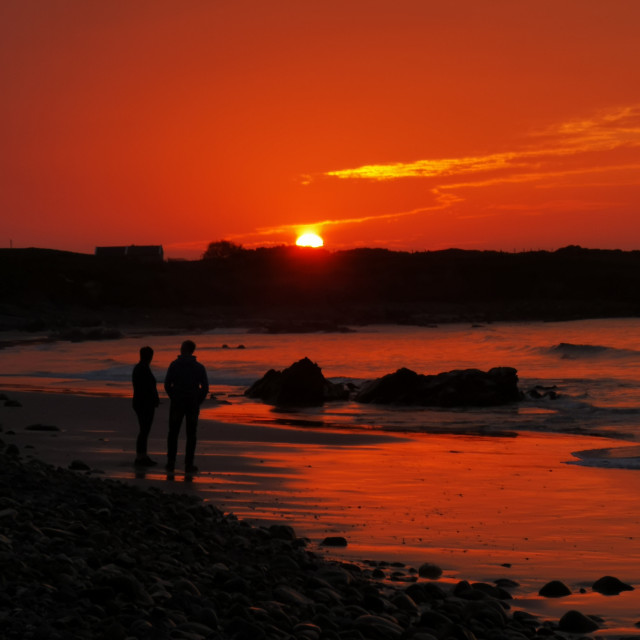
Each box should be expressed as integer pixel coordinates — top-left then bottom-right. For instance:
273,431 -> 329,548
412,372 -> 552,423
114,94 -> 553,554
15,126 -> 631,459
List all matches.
240,106 -> 640,247
323,106 -> 640,183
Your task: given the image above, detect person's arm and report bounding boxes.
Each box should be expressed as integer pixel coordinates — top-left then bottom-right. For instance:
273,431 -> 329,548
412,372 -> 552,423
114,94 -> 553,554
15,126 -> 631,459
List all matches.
153,372 -> 160,406
132,364 -> 142,390
198,366 -> 209,404
164,363 -> 174,398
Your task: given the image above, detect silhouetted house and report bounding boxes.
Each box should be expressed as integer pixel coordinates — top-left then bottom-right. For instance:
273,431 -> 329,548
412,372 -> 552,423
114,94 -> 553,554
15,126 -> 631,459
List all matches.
95,245 -> 164,263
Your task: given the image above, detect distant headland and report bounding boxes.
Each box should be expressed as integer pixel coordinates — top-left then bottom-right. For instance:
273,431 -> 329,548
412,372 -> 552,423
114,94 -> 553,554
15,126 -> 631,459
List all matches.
2,245 -> 640,332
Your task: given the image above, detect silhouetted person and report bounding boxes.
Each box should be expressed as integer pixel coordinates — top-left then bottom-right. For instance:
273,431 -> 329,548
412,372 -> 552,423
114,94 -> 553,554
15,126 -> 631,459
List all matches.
164,340 -> 209,474
132,346 -> 160,466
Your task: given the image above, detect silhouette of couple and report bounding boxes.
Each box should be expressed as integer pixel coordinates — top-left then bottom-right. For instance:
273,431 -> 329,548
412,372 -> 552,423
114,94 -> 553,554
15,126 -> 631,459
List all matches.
132,340 -> 209,474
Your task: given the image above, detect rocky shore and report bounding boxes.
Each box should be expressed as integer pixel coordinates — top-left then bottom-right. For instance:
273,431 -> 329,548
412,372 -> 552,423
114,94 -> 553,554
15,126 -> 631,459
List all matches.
0,439 -> 619,640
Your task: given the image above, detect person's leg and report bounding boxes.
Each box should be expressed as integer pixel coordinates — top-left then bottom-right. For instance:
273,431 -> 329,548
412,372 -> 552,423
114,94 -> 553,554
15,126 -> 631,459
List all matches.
167,402 -> 183,470
135,407 -> 154,459
184,405 -> 199,471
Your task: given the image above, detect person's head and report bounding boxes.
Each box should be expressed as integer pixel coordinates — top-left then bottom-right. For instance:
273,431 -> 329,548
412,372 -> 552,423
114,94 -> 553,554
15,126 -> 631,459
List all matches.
180,340 -> 196,356
139,346 -> 154,363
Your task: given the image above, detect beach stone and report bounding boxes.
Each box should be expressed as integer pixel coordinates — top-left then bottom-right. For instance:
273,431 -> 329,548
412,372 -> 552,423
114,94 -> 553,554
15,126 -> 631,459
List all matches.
227,616 -> 268,639
274,584 -> 314,606
177,621 -> 216,636
99,620 -> 127,640
5,443 -> 19,456
271,553 -> 301,573
495,578 -> 519,589
558,609 -> 599,633
405,584 -> 433,605
92,565 -> 151,603
462,600 -> 509,628
173,577 -> 201,596
454,580 -> 488,600
391,592 -> 419,613
592,575 -> 634,595
315,566 -> 353,587
25,423 -> 60,431
269,524 -> 297,540
538,580 -> 572,597
293,622 -> 322,640
418,562 -> 443,579
471,582 -> 512,600
355,614 -> 404,639
321,536 -> 348,547
84,491 -> 112,509
420,609 -> 453,629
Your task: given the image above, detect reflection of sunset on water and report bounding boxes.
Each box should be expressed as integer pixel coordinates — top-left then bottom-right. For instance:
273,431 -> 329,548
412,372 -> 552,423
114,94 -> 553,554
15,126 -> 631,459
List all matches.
4,318 -> 640,633
185,427 -> 640,588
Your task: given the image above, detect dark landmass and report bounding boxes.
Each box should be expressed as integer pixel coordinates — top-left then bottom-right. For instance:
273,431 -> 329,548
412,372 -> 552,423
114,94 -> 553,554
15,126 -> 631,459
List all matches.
2,245 -> 640,332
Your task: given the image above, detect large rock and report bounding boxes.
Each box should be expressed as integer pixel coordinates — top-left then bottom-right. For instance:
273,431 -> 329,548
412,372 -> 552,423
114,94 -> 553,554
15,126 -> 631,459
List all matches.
355,366 -> 521,407
245,357 -> 349,406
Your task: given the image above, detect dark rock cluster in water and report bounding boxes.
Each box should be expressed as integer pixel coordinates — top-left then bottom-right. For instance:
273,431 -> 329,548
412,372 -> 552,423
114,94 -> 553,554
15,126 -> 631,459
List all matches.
245,357 -> 350,406
1,442 -> 626,639
246,359 -> 522,408
354,367 -> 521,407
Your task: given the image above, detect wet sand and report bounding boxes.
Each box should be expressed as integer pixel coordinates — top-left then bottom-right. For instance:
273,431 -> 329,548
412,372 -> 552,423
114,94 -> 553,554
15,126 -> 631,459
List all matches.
3,390 -> 640,635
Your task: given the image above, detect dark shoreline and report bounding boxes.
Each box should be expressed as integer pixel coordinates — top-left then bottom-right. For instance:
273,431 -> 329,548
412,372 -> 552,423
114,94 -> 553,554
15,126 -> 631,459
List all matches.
2,245 -> 640,333
0,443 -> 605,640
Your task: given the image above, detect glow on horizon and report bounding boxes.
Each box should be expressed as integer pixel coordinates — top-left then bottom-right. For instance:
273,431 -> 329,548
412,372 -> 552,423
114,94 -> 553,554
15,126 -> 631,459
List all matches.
2,2 -> 640,258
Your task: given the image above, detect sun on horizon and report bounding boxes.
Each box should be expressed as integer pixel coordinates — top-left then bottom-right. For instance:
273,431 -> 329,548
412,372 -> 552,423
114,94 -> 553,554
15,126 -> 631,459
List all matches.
296,232 -> 324,248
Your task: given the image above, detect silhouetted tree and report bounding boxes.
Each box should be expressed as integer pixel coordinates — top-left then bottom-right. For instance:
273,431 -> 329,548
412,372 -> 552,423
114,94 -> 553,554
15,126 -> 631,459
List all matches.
202,240 -> 244,260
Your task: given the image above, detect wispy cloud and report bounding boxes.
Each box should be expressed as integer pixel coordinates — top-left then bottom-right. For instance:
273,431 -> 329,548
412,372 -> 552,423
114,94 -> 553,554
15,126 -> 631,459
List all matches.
239,106 -> 640,247
323,105 -> 640,183
325,153 -> 519,181
247,202 -> 451,240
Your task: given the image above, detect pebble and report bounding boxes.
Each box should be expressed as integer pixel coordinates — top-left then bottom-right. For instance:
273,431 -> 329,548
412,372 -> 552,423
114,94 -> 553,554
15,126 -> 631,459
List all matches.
0,445 -> 629,639
25,423 -> 60,431
418,562 -> 443,579
320,536 -> 348,547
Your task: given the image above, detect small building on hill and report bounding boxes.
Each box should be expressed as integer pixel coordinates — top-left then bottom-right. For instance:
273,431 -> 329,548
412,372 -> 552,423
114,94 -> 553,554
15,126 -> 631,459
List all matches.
95,245 -> 164,263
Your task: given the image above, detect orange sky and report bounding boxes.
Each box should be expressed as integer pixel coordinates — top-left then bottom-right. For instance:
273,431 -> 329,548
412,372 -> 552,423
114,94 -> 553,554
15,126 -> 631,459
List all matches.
2,1 -> 639,259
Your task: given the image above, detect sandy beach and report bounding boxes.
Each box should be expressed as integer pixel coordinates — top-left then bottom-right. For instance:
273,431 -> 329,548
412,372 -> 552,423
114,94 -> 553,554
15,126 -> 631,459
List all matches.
3,389 -> 640,636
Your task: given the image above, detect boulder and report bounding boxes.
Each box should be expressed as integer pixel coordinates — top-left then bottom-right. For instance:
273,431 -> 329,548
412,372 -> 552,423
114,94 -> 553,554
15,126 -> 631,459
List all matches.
245,357 -> 349,406
592,575 -> 634,595
558,610 -> 600,633
539,580 -> 572,597
355,366 -> 521,407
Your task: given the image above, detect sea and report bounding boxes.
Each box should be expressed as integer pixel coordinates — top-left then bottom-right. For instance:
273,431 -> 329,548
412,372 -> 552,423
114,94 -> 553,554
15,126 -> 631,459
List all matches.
6,317 -> 640,634
2,317 -> 640,454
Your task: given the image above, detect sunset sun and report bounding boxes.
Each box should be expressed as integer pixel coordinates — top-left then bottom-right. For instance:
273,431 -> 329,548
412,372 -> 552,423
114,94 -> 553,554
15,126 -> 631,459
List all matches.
296,232 -> 324,248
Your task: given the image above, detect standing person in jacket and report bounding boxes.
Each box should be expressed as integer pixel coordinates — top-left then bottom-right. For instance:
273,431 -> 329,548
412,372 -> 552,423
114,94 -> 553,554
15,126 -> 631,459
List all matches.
132,346 -> 160,467
164,340 -> 209,474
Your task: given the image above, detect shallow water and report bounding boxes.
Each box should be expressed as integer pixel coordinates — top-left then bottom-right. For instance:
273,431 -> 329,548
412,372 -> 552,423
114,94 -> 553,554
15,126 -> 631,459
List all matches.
4,319 -> 640,635
3,318 -> 640,445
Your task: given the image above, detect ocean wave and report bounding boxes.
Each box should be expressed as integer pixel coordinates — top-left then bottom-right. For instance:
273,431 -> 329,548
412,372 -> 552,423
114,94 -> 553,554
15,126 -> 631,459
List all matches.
546,342 -> 640,359
570,444 -> 640,469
